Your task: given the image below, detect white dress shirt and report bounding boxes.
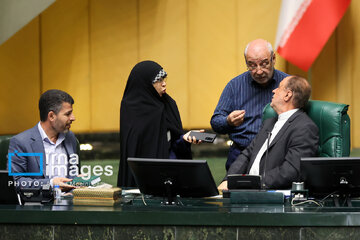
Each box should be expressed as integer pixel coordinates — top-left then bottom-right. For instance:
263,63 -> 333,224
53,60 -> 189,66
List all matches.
37,122 -> 67,184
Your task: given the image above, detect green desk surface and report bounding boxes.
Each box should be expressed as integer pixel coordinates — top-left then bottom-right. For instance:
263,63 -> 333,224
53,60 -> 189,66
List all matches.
2,195 -> 360,226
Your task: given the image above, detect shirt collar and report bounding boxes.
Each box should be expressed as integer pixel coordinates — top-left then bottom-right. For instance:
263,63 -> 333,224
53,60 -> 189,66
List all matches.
278,108 -> 299,121
37,122 -> 65,145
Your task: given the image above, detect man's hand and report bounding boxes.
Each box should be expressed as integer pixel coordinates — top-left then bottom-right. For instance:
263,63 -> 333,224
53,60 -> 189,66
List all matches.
227,110 -> 245,126
52,177 -> 76,191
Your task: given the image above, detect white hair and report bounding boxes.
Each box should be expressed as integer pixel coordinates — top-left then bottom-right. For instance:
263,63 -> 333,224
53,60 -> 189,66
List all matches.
244,41 -> 274,58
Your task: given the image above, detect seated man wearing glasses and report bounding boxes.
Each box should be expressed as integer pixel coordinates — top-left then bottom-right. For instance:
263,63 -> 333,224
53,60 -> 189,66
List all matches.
218,75 -> 319,190
211,39 -> 289,171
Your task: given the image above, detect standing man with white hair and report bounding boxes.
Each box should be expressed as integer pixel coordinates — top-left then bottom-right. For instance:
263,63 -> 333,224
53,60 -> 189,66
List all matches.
211,39 -> 289,171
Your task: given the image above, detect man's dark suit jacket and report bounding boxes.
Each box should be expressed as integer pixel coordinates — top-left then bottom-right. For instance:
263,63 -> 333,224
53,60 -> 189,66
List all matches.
227,110 -> 319,189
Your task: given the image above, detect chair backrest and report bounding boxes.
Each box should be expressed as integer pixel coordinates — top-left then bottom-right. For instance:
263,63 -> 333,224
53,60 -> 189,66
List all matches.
0,135 -> 12,170
262,100 -> 350,157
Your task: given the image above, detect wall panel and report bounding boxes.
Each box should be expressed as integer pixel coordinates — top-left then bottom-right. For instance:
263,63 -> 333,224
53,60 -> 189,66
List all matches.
336,8 -> 353,107
90,0 -> 138,132
188,0 -> 238,128
0,17 -> 40,134
237,0 -> 284,73
138,0 -> 189,126
41,0 -> 90,132
336,5 -> 355,147
345,0 -> 360,148
311,34 -> 337,101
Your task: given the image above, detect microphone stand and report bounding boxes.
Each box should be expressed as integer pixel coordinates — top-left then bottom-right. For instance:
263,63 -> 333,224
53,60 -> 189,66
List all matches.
262,131 -> 272,189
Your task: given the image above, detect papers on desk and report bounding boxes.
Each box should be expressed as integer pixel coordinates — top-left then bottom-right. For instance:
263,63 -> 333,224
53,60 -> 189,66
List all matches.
72,184 -> 121,206
205,195 -> 223,199
275,190 -> 291,197
72,182 -> 122,207
73,198 -> 120,206
68,176 -> 101,187
122,189 -> 141,195
73,187 -> 121,199
88,183 -> 113,189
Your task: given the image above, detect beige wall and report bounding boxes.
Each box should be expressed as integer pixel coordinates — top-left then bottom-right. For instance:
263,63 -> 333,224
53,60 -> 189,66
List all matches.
0,0 -> 359,147
0,17 -> 40,132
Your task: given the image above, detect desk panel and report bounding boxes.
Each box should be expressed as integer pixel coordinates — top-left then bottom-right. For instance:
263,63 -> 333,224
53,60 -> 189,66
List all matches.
2,197 -> 360,239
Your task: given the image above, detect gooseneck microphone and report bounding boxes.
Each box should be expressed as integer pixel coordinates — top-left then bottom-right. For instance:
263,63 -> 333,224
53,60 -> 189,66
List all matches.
262,131 -> 272,189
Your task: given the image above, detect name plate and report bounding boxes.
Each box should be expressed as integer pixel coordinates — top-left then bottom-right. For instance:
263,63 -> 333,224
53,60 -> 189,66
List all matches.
229,190 -> 284,204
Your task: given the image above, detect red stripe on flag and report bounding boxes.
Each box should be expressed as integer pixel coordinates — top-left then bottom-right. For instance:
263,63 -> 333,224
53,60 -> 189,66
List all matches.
277,0 -> 351,71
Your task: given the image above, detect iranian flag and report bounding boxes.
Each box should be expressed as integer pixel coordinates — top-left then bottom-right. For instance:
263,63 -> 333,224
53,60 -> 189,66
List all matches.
275,0 -> 351,71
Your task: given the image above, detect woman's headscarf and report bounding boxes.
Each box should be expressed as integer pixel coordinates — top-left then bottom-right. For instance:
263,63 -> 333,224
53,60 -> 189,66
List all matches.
117,60 -> 189,187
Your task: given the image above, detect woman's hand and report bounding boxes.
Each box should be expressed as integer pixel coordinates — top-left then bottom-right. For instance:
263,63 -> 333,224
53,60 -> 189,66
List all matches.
217,181 -> 228,191
217,181 -> 228,195
183,129 -> 205,144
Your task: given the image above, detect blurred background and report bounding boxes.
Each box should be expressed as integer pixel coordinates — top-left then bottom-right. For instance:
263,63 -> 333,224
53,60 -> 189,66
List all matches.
0,0 -> 359,185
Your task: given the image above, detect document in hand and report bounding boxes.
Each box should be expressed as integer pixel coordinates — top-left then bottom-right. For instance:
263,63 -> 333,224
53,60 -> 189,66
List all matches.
68,176 -> 101,187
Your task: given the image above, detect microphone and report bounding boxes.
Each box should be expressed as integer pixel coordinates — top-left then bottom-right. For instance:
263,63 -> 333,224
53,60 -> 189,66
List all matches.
262,131 -> 272,189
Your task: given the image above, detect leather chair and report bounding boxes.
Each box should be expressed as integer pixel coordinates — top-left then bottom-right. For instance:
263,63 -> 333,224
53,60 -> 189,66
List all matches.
262,100 -> 350,157
0,135 -> 12,170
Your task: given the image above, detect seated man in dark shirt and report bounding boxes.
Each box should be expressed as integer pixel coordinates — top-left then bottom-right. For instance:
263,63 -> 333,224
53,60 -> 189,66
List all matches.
218,75 -> 319,190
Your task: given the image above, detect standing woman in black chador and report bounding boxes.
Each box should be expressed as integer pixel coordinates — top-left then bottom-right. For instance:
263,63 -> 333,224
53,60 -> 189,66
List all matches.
118,60 -> 202,187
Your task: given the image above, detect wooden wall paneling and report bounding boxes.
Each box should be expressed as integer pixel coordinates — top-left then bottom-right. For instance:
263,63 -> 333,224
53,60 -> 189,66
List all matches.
90,0 -> 138,132
41,0 -> 90,132
311,34 -> 337,102
0,18 -> 40,134
188,0 -> 238,128
138,0 -> 189,126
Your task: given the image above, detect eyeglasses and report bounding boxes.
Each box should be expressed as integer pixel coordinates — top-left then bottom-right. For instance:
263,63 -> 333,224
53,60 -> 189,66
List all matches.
246,54 -> 273,71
